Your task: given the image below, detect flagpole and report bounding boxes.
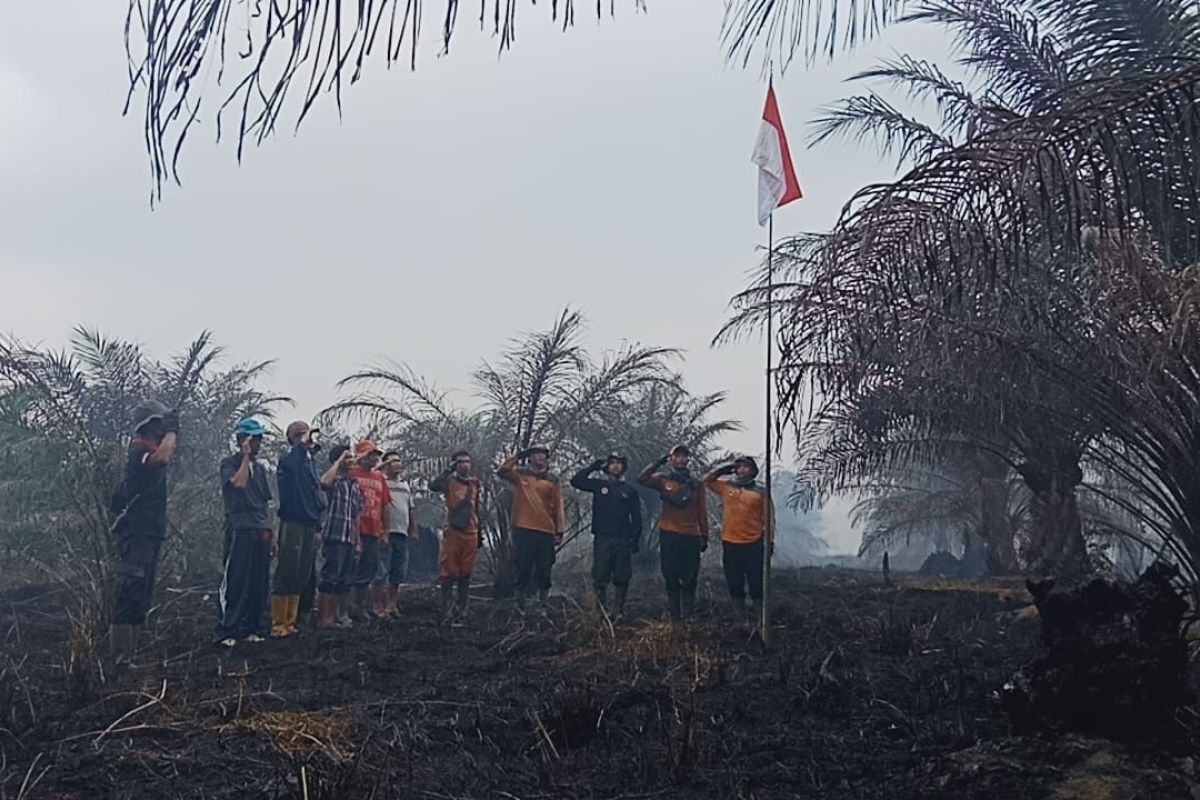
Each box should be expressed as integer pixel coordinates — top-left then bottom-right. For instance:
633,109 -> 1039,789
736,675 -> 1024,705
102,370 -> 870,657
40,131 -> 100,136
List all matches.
762,211 -> 774,646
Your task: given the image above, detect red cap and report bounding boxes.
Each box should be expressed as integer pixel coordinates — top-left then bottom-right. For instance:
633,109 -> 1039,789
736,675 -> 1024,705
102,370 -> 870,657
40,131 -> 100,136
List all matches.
355,440 -> 382,457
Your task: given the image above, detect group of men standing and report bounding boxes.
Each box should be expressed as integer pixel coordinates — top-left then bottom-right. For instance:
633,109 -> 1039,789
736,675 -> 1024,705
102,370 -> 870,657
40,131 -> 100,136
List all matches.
108,402 -> 775,661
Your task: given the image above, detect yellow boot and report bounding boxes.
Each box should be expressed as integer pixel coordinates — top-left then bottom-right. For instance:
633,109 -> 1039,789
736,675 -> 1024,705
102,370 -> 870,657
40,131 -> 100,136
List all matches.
285,595 -> 300,635
270,595 -> 291,638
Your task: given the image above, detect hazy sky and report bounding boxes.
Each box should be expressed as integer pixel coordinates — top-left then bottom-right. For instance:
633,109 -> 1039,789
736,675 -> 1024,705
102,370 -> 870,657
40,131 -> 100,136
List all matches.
0,3 -> 948,550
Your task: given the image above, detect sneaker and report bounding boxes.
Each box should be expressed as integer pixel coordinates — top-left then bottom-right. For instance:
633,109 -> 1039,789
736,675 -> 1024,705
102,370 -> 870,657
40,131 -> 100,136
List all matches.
243,634 -> 266,643
218,638 -> 237,649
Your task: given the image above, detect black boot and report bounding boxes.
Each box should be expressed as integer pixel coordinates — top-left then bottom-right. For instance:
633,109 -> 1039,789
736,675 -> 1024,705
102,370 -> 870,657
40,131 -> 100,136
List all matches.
681,590 -> 696,620
614,585 -> 628,618
440,581 -> 455,621
595,585 -> 608,610
455,580 -> 471,618
667,590 -> 682,621
110,624 -> 136,665
350,586 -> 370,621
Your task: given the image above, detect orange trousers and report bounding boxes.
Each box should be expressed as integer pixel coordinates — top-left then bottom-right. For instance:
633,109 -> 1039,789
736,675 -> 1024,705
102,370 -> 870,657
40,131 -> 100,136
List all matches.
439,529 -> 480,582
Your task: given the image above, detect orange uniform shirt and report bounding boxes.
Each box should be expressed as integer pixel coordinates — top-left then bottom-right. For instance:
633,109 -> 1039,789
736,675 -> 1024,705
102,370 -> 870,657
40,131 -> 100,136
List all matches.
439,474 -> 482,535
642,472 -> 709,536
704,476 -> 775,544
498,456 -> 565,535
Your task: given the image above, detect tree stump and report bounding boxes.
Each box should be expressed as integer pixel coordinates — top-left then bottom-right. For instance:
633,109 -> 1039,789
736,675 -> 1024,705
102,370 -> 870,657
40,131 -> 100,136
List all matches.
1002,561 -> 1190,740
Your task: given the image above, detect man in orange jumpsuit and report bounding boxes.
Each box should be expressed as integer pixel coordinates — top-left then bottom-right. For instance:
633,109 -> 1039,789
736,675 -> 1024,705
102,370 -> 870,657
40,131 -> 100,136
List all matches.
430,450 -> 482,623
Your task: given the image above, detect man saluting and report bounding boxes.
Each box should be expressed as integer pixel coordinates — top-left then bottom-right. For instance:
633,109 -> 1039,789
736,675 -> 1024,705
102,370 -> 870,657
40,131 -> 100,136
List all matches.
571,453 -> 642,617
498,445 -> 565,607
638,445 -> 708,621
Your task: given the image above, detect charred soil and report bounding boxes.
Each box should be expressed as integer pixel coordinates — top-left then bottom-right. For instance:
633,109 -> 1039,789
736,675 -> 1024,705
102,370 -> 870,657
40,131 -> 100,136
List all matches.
2,569 -> 1198,799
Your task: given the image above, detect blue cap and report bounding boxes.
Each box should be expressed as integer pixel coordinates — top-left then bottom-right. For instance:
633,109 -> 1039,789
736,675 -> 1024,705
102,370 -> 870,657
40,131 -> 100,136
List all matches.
233,418 -> 266,437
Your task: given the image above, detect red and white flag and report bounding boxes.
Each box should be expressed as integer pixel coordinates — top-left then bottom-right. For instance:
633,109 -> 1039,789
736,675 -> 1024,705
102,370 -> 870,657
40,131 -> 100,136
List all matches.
751,85 -> 803,226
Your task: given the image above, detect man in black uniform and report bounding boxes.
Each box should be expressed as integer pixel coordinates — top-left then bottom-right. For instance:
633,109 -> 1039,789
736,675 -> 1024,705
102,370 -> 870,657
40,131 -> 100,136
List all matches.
110,400 -> 179,663
571,453 -> 643,616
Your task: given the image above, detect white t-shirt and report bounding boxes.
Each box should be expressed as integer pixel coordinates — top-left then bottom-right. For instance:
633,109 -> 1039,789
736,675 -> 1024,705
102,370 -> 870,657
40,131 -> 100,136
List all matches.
387,478 -> 414,535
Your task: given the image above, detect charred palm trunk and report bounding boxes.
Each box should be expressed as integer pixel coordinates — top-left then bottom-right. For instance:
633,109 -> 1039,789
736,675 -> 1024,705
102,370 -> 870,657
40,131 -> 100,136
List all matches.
975,449 -> 1016,573
1017,452 -> 1086,575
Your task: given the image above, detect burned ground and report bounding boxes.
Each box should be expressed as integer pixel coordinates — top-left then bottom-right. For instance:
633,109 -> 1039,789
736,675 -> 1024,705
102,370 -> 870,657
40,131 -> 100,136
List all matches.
2,569 -> 1198,799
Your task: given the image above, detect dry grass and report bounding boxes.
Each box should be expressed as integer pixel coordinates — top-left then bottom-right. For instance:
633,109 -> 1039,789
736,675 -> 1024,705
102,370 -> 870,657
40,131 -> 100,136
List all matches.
223,710 -> 353,761
898,576 -> 1032,602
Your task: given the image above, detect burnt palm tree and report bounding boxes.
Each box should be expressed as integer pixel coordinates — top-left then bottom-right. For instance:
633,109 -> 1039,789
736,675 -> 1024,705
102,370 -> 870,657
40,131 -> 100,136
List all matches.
723,1 -> 1200,581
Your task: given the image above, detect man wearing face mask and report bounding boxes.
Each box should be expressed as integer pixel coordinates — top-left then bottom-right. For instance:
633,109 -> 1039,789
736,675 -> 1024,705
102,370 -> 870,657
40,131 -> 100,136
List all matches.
271,421 -> 323,637
571,453 -> 642,617
638,445 -> 709,621
703,456 -> 775,628
498,444 -> 565,606
216,418 -> 274,647
109,400 -> 179,664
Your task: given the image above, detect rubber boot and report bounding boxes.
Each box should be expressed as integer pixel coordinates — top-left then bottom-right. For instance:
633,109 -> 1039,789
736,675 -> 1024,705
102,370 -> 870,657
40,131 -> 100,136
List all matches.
614,585 -> 628,618
537,588 -> 550,604
440,581 -> 455,622
350,586 -> 369,621
455,580 -> 471,618
110,624 -> 136,665
730,596 -> 748,625
337,595 -> 354,628
680,590 -> 696,620
270,595 -> 291,638
751,597 -> 764,635
317,594 -> 337,630
285,595 -> 300,635
666,590 -> 682,621
595,585 -> 608,611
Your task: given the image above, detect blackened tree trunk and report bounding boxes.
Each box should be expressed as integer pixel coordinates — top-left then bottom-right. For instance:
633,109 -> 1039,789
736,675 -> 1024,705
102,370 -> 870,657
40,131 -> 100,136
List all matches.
1017,447 -> 1087,574
1003,562 -> 1190,739
975,449 -> 1017,573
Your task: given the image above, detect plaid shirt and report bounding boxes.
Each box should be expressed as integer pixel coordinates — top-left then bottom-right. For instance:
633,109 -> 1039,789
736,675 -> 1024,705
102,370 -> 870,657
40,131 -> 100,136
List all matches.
321,474 -> 363,545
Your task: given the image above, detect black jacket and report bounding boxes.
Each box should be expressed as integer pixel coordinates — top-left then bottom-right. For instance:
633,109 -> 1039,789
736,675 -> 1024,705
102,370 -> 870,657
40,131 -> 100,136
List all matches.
570,465 -> 643,541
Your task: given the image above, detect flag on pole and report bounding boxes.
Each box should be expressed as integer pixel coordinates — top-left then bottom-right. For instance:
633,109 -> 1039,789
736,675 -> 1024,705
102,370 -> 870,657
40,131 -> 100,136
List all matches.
751,85 -> 803,226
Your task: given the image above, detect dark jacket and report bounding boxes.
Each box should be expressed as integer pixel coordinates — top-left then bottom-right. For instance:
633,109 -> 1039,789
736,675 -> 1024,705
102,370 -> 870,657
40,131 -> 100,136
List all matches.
571,465 -> 642,541
277,443 -> 323,527
113,437 -> 169,539
220,453 -> 273,530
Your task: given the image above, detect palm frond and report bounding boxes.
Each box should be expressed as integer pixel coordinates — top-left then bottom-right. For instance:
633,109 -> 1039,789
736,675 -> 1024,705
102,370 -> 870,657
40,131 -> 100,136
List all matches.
722,0 -> 908,69
811,93 -> 954,169
124,0 -> 645,201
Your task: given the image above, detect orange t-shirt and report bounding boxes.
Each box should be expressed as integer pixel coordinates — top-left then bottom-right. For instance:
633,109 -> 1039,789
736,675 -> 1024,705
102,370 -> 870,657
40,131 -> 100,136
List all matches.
498,456 -> 565,535
350,468 -> 392,538
704,477 -> 774,544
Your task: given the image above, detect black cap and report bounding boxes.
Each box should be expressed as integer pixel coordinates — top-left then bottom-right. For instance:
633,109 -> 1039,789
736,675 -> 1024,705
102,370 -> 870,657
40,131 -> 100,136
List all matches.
131,399 -> 169,432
